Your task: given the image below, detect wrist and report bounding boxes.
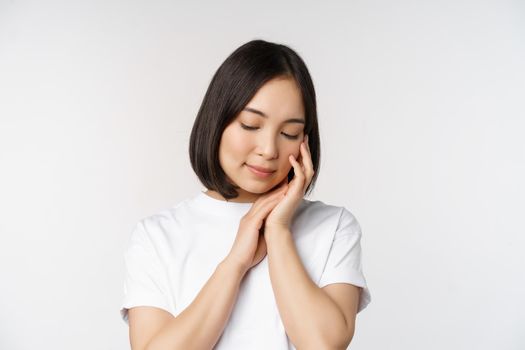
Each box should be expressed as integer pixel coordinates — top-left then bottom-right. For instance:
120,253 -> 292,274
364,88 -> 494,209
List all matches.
264,221 -> 290,232
264,225 -> 292,243
221,255 -> 248,277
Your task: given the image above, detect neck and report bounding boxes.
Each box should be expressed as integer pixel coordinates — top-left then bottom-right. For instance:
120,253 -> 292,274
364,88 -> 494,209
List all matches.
204,189 -> 259,203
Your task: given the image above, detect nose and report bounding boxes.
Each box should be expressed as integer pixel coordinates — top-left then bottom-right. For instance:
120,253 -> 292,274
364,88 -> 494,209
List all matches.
256,131 -> 278,160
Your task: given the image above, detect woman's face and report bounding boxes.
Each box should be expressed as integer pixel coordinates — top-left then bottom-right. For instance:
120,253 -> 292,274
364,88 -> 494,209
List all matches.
218,76 -> 305,202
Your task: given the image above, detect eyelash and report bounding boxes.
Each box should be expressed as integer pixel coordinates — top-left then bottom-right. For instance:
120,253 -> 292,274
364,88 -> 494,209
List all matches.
240,123 -> 300,140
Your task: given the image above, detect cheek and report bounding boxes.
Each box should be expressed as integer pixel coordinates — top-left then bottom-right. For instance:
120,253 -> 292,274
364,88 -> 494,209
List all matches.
281,143 -> 301,166
221,127 -> 253,160
289,142 -> 301,157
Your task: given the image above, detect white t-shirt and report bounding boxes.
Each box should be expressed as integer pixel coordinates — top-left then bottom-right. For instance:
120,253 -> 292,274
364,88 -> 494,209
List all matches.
120,191 -> 371,349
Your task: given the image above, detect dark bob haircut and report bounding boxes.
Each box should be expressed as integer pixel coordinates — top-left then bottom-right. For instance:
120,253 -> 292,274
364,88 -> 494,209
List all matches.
189,39 -> 321,200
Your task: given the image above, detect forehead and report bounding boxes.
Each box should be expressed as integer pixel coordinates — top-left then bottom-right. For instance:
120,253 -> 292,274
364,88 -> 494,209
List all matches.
241,77 -> 305,121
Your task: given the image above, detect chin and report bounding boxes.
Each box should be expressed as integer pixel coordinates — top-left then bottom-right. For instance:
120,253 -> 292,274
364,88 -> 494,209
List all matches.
238,180 -> 275,194
240,184 -> 268,194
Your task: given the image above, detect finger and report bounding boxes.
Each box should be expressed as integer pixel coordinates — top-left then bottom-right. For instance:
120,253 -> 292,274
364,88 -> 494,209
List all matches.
299,141 -> 314,190
290,154 -> 305,178
289,154 -> 305,191
305,134 -> 310,152
300,140 -> 313,174
251,192 -> 285,223
296,152 -> 305,173
251,186 -> 287,212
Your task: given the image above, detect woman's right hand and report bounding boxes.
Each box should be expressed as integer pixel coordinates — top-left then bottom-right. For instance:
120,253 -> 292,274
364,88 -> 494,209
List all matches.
225,181 -> 288,274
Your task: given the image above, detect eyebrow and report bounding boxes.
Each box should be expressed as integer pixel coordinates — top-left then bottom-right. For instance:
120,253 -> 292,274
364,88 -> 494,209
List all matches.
243,107 -> 305,124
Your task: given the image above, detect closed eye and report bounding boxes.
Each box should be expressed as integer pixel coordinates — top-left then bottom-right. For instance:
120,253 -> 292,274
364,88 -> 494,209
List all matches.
240,123 -> 258,131
240,123 -> 299,140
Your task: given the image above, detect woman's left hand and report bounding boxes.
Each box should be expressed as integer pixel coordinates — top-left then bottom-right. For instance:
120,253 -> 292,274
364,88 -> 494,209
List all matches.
264,134 -> 314,232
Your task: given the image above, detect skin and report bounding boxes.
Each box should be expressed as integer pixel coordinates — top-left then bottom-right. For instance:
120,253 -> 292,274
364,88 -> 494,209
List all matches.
127,75 -> 359,350
206,75 -> 359,348
206,75 -> 306,206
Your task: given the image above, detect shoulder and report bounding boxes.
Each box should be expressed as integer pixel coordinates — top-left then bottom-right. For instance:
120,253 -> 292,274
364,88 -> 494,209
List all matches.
293,198 -> 361,240
297,198 -> 358,227
130,197 -> 192,245
288,199 -> 363,254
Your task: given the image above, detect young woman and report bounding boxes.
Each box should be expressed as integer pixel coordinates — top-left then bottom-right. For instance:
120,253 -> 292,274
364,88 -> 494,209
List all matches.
120,39 -> 371,350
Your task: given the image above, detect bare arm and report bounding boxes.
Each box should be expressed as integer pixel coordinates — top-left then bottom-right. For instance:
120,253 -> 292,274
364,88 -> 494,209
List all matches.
131,256 -> 246,350
264,227 -> 357,349
128,185 -> 287,350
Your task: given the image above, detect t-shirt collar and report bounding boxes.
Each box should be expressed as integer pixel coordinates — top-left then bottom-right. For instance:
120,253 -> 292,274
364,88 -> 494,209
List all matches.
192,190 -> 253,217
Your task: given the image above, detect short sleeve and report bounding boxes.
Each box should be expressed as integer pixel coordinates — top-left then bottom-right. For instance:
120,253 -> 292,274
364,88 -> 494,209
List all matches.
318,208 -> 372,313
119,221 -> 173,325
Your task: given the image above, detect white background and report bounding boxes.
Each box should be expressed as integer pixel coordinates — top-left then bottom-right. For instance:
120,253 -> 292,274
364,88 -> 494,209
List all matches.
1,0 -> 524,349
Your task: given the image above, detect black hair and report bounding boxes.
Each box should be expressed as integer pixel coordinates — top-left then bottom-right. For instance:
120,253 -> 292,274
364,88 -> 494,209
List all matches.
189,39 -> 321,200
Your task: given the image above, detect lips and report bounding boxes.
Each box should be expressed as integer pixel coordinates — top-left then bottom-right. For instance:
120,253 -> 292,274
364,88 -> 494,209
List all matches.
246,164 -> 276,173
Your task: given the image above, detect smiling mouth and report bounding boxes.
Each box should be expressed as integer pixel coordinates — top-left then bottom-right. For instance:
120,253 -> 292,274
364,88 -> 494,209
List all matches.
246,164 -> 275,173
245,164 -> 276,178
